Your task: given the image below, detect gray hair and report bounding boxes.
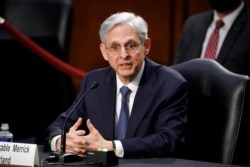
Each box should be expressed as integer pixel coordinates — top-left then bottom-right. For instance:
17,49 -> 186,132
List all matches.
99,12 -> 148,44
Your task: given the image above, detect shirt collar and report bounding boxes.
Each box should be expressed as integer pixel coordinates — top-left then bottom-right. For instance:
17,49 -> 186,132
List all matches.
116,60 -> 145,95
213,1 -> 244,29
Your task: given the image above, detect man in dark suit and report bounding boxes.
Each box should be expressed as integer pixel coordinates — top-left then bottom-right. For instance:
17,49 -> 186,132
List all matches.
172,0 -> 250,76
44,12 -> 188,158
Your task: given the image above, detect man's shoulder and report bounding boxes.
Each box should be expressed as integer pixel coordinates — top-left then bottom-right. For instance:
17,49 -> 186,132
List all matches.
84,66 -> 115,81
87,66 -> 113,74
185,10 -> 213,23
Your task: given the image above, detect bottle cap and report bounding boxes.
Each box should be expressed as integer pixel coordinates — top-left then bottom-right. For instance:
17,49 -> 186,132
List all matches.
1,123 -> 9,130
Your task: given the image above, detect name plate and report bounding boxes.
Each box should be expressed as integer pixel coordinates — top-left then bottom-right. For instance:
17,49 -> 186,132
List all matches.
0,142 -> 39,167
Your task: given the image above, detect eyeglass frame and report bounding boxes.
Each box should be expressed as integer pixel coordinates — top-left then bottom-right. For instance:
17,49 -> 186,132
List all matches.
105,41 -> 143,55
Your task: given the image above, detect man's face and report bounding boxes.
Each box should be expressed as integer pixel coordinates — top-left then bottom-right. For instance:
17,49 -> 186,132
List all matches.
100,24 -> 151,84
209,0 -> 241,13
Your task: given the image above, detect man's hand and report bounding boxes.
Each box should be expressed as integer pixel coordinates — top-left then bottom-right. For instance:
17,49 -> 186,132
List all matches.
56,118 -> 113,157
83,119 -> 113,151
56,117 -> 88,157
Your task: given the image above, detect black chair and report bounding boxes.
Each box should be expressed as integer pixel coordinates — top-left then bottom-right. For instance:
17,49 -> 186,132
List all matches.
170,58 -> 250,166
0,0 -> 76,144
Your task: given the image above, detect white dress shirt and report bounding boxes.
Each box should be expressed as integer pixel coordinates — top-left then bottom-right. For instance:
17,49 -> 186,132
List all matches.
114,60 -> 145,157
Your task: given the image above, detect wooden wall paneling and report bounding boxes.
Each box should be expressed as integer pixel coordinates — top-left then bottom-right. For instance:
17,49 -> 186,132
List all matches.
187,0 -> 211,15
171,0 -> 188,64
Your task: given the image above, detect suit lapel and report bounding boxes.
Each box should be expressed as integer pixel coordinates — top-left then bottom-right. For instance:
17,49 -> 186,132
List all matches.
98,69 -> 117,139
217,6 -> 247,63
189,12 -> 213,59
192,25 -> 208,58
126,59 -> 159,137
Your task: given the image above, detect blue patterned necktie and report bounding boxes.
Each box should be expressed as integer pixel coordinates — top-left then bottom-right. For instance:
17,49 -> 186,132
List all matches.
117,86 -> 131,139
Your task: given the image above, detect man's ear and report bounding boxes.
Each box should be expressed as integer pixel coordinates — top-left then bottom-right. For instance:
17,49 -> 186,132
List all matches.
144,38 -> 151,55
100,43 -> 109,61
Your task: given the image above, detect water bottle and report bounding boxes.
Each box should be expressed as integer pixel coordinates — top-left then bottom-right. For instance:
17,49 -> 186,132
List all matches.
0,123 -> 13,142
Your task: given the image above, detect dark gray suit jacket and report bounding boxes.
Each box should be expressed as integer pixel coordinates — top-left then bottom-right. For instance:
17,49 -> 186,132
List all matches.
173,5 -> 250,76
45,58 -> 188,158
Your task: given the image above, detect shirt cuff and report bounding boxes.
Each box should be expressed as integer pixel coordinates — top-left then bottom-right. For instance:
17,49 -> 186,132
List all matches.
114,140 -> 124,158
50,135 -> 61,152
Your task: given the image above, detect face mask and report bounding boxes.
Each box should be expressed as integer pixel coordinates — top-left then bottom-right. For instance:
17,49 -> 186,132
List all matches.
208,0 -> 241,12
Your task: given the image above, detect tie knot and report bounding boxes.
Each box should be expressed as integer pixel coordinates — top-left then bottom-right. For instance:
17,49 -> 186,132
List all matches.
216,19 -> 224,29
120,86 -> 130,97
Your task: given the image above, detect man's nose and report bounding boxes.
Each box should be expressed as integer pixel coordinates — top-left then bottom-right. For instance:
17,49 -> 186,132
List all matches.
120,46 -> 129,58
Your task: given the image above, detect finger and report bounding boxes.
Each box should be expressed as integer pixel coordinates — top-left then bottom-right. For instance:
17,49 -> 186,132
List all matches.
69,117 -> 83,132
66,145 -> 86,158
75,129 -> 86,136
65,142 -> 86,157
86,119 -> 95,132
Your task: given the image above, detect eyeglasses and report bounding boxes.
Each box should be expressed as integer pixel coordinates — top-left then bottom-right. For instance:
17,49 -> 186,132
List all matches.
105,41 -> 142,55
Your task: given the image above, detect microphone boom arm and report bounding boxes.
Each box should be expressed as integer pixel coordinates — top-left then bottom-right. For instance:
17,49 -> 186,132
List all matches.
48,81 -> 99,163
61,81 -> 99,153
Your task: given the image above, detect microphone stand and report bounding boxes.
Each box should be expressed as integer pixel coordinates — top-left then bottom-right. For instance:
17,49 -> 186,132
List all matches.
48,82 -> 99,163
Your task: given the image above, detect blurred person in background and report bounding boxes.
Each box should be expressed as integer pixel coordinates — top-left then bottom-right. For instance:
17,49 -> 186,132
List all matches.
172,0 -> 250,76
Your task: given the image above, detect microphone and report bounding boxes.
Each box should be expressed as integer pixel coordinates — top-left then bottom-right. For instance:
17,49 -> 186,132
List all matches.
48,81 -> 99,163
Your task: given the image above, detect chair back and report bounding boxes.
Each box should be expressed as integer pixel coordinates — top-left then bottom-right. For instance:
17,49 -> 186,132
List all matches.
171,58 -> 250,165
0,0 -> 72,56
